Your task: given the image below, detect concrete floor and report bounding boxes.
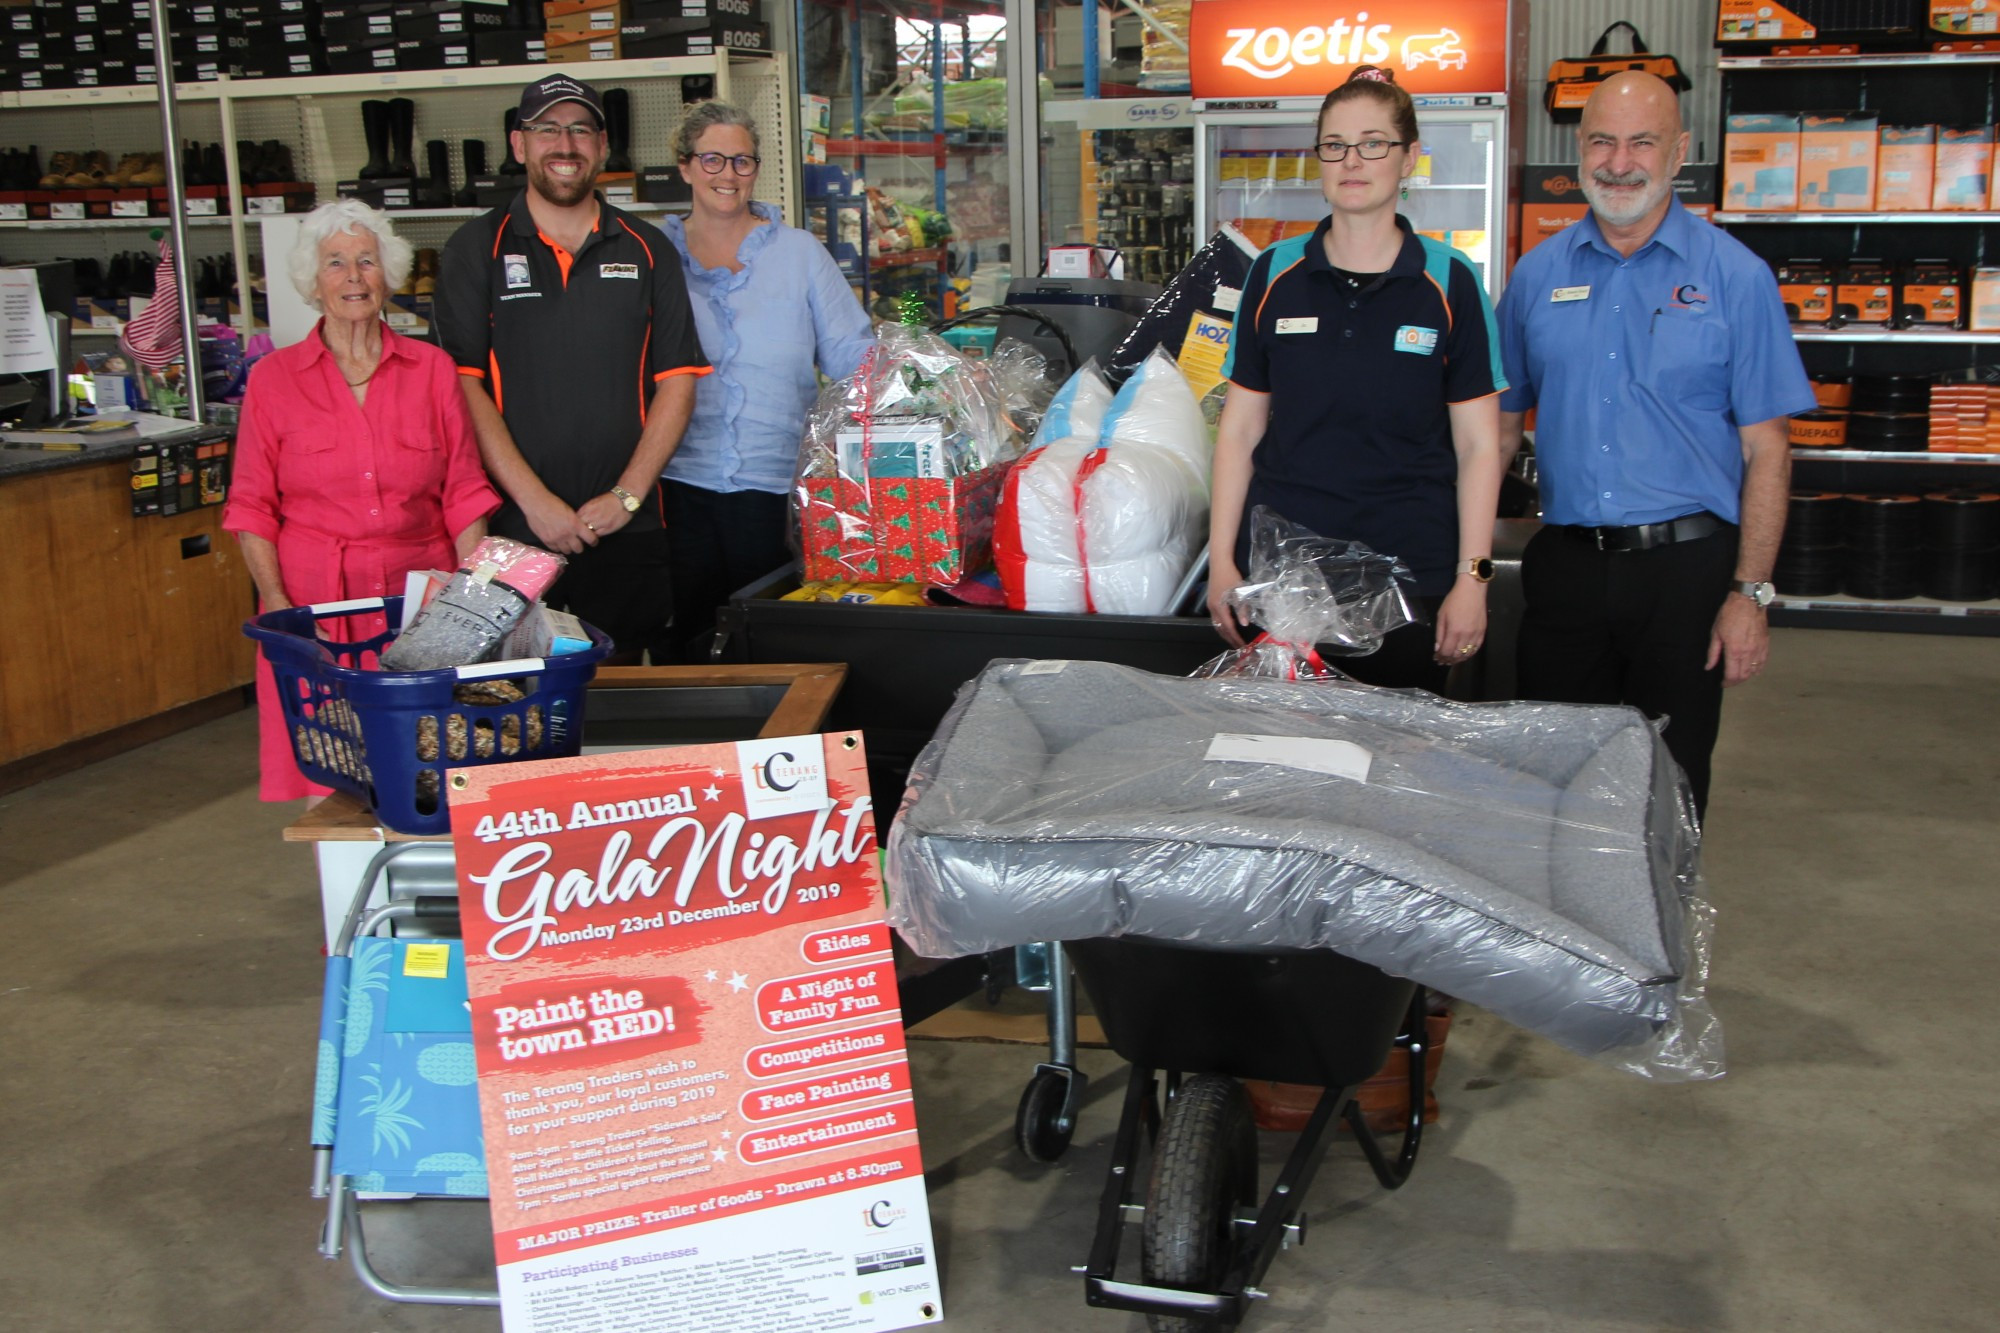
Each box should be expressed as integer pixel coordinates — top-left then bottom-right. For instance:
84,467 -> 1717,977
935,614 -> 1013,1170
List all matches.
2,626 -> 1996,1333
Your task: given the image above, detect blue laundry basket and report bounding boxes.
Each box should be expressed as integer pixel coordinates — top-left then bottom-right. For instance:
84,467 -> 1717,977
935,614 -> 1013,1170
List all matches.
245,595 -> 612,835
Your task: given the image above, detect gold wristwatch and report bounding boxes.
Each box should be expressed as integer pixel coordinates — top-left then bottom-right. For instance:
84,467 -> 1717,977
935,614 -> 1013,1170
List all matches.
610,485 -> 642,513
1458,557 -> 1495,583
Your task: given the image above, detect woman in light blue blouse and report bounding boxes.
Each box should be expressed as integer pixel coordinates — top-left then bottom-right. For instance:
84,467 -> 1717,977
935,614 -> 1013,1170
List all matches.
659,101 -> 878,660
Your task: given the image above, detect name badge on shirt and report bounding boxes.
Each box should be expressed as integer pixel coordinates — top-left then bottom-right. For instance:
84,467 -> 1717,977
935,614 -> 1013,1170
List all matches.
1275,317 -> 1318,334
600,263 -> 639,280
504,255 -> 531,289
1551,285 -> 1591,303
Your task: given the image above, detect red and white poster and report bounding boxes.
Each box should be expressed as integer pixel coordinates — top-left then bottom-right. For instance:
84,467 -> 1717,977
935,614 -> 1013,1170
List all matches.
451,733 -> 941,1332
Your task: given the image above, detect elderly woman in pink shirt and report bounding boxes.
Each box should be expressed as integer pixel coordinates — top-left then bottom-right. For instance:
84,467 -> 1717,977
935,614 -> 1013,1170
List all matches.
223,199 -> 499,802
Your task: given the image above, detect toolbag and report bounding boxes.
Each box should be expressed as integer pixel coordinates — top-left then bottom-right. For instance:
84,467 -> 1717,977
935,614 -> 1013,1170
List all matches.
1544,21 -> 1693,123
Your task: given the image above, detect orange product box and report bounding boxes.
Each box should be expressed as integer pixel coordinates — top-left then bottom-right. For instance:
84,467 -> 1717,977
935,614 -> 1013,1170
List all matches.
1933,126 -> 1995,209
1725,115 -> 1800,212
544,4 -> 621,36
1970,267 -> 2000,330
1876,126 -> 1936,211
1777,257 -> 1834,324
1932,3 -> 2000,37
1801,112 -> 1878,210
1899,261 -> 1964,327
1836,258 -> 1894,325
1717,2 -> 1816,42
543,29 -> 620,61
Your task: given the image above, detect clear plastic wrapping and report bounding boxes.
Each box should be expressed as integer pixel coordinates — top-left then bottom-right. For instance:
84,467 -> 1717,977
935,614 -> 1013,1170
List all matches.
795,324 -> 1023,585
993,361 -> 1115,613
1194,506 -> 1424,680
887,659 -> 1722,1081
379,537 -> 567,671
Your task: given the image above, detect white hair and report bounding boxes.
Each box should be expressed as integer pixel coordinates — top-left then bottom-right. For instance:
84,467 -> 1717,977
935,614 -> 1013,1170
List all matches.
288,198 -> 414,307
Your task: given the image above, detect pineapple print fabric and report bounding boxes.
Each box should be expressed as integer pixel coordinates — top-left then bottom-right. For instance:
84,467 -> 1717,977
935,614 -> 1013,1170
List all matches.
327,938 -> 489,1197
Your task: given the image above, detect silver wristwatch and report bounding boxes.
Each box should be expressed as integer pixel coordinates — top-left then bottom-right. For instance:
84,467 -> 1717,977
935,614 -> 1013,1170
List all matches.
1735,580 -> 1776,608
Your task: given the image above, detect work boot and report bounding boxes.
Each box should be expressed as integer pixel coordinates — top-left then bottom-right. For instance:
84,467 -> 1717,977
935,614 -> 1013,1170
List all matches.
500,109 -> 526,175
262,140 -> 294,183
359,100 -> 391,178
387,98 -> 416,177
603,87 -> 632,173
455,138 -> 486,206
418,138 -> 450,207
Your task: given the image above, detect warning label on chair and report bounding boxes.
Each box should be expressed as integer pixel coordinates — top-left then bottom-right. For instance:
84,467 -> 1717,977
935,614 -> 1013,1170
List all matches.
452,733 -> 941,1332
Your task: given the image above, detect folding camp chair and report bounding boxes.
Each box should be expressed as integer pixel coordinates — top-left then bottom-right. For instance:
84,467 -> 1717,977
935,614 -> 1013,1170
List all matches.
311,844 -> 498,1306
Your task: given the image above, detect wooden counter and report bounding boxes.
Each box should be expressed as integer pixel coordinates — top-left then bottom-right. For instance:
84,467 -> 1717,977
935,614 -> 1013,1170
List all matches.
0,446 -> 255,790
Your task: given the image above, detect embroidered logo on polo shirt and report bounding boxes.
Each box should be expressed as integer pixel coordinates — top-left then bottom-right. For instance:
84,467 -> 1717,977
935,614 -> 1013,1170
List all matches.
504,255 -> 531,289
1394,325 -> 1439,354
600,263 -> 640,280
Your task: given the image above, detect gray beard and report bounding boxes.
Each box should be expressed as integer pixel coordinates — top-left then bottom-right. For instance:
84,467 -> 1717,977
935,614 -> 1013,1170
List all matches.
1583,174 -> 1673,228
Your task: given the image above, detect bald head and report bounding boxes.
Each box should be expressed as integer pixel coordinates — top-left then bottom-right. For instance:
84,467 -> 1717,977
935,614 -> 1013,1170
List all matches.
1579,71 -> 1685,143
1575,71 -> 1689,236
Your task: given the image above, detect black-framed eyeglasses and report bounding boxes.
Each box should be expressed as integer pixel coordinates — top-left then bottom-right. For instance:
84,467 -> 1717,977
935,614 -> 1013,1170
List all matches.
688,152 -> 761,176
520,121 -> 603,143
1314,138 -> 1408,162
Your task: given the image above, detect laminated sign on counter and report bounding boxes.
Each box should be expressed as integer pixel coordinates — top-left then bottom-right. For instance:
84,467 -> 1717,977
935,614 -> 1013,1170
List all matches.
451,734 -> 941,1332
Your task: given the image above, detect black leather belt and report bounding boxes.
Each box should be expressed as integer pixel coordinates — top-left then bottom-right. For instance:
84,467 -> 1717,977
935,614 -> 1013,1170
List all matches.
1555,512 -> 1725,552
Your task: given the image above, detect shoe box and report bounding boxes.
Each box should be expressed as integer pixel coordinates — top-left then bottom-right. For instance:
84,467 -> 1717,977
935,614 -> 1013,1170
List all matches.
619,0 -> 767,57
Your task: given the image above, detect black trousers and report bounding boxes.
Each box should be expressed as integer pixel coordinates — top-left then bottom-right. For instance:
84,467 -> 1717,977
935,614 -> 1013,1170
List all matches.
663,480 -> 793,662
1515,523 -> 1738,820
1322,595 -> 1449,694
495,507 -> 672,666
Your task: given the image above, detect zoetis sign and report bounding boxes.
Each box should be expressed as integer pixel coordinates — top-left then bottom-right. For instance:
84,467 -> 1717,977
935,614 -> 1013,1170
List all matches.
1189,0 -> 1512,100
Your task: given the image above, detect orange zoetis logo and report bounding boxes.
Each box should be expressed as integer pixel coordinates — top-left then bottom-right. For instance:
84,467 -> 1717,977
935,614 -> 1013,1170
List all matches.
1191,0 -> 1510,99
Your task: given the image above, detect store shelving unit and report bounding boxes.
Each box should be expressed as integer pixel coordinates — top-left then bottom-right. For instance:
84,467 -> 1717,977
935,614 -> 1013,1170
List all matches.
2,52 -> 791,338
1718,50 -> 2000,636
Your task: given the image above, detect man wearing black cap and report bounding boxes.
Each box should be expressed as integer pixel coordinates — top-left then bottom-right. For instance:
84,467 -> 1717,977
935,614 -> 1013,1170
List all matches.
436,73 -> 709,663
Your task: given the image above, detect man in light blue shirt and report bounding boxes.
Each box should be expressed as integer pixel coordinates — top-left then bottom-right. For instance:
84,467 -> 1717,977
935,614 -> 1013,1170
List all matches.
1497,72 -> 1814,819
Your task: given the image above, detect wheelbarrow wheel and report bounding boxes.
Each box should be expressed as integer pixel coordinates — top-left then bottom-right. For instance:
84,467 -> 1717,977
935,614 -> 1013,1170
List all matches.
1141,1074 -> 1257,1333
1015,1067 -> 1075,1163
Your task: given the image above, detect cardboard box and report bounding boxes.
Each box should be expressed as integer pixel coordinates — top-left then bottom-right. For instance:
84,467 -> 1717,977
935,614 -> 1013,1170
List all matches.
1516,165 -> 1718,255
324,8 -> 400,43
1725,114 -> 1801,211
1933,125 -> 1994,209
1970,267 -> 2000,330
1835,258 -> 1894,325
542,28 -> 617,59
326,37 -> 402,72
398,2 -> 512,41
1932,2 -> 2000,37
545,3 -> 620,34
1800,112 -> 1878,210
472,29 -> 546,63
1898,260 -> 1963,328
1777,258 -> 1835,324
1876,125 -> 1936,210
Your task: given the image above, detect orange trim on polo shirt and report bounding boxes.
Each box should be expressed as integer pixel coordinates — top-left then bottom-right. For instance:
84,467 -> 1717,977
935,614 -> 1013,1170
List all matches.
537,228 -> 576,287
1255,255 -> 1306,332
457,366 -> 486,378
1423,270 -> 1454,333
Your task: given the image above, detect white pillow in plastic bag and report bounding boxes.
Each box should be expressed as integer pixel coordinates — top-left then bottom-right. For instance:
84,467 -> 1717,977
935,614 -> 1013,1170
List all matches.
1077,349 -> 1211,615
994,361 -> 1114,612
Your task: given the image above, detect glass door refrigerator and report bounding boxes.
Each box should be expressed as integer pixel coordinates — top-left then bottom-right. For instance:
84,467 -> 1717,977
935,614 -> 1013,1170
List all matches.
1194,97 -> 1514,303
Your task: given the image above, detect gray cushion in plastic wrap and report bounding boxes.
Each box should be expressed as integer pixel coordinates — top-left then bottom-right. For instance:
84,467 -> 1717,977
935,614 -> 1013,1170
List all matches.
887,660 -> 1714,1072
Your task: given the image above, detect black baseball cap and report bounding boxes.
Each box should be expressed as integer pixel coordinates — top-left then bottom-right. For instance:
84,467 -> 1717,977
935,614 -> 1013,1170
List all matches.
518,73 -> 605,126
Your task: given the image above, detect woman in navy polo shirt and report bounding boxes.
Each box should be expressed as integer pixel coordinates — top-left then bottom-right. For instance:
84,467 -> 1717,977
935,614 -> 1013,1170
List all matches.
1208,65 -> 1506,692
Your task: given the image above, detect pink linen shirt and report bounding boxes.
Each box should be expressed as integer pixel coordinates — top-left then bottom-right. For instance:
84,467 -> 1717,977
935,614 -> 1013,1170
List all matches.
223,321 -> 501,800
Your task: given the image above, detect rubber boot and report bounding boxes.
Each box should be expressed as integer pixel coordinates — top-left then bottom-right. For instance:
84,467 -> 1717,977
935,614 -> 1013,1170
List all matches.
387,98 -> 416,178
419,138 -> 451,207
603,87 -> 632,174
455,139 -> 486,206
500,109 -> 526,176
360,101 -> 391,178
202,142 -> 227,190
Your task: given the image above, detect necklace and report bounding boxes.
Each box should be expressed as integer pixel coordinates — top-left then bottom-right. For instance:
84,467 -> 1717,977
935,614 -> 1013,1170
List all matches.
344,370 -> 374,387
